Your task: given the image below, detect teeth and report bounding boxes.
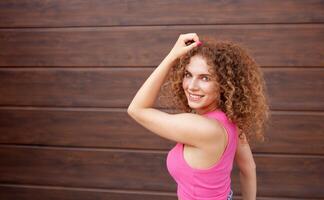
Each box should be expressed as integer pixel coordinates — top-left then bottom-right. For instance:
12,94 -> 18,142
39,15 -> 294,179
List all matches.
190,94 -> 202,97
189,93 -> 203,101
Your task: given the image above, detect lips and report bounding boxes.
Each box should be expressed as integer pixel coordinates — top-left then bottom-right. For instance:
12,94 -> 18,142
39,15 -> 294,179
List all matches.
188,92 -> 204,101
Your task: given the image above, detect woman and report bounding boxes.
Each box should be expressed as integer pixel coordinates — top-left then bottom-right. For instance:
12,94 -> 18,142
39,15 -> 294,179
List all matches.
128,33 -> 269,200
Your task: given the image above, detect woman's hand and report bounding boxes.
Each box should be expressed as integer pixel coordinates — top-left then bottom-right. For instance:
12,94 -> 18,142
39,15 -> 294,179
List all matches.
168,33 -> 202,60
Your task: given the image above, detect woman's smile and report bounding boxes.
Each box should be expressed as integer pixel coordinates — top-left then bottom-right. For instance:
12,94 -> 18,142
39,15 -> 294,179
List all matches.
188,92 -> 205,102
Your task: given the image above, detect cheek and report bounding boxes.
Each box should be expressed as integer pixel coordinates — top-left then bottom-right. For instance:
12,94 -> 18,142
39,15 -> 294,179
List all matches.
202,83 -> 218,96
182,80 -> 188,90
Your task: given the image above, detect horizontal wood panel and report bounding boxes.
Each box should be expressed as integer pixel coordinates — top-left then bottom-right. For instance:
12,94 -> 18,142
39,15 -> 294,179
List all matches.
243,155 -> 324,197
0,146 -> 174,191
0,25 -> 323,67
0,109 -> 323,155
0,68 -> 323,110
0,185 -> 176,200
0,146 -> 323,198
0,185 -> 318,200
263,68 -> 324,110
0,0 -> 323,27
254,111 -> 324,154
0,108 -> 173,149
232,153 -> 324,197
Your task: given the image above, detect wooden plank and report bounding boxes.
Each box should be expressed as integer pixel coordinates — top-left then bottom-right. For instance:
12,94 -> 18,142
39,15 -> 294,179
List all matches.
233,154 -> 324,197
0,0 -> 323,27
0,184 -> 318,200
0,108 -> 174,149
0,146 -> 174,191
264,68 -> 324,110
0,146 -> 323,198
0,68 -> 323,110
254,111 -> 324,155
0,109 -> 323,155
0,184 -> 177,200
0,68 -> 145,107
0,25 -> 323,67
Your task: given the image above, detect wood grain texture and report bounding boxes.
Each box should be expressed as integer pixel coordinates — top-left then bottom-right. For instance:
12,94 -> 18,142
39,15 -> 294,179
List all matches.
0,68 -> 323,110
0,0 -> 323,27
0,184 -> 177,200
0,108 -> 173,149
0,184 -> 319,200
0,109 -> 323,155
0,146 -> 323,198
1,1 -> 323,199
0,25 -> 323,67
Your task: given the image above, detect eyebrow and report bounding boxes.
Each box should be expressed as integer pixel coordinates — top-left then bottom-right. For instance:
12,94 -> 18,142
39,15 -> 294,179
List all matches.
185,69 -> 211,76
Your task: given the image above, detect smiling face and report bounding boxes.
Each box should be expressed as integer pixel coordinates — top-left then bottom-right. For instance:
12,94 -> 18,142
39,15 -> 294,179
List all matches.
182,55 -> 220,115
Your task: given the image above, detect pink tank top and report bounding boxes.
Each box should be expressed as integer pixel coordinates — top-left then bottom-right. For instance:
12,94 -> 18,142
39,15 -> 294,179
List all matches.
166,110 -> 238,200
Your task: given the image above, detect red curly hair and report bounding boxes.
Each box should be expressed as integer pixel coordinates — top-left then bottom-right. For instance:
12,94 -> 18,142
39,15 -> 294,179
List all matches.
159,36 -> 270,146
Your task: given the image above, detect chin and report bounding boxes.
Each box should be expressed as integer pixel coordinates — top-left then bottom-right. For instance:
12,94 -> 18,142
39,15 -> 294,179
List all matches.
187,101 -> 205,110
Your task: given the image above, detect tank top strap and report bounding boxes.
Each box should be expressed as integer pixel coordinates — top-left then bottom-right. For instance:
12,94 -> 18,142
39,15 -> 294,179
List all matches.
203,110 -> 228,127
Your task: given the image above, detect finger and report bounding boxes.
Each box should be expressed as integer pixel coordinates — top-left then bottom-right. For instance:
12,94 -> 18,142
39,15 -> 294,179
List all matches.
187,33 -> 199,42
185,40 -> 202,50
182,33 -> 200,43
192,34 -> 200,43
185,39 -> 195,46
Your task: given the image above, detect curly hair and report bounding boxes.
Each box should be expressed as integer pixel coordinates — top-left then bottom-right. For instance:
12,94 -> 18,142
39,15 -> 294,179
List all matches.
159,36 -> 270,146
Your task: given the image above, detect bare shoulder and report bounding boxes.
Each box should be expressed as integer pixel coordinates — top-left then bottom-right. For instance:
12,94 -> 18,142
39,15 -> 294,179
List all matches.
176,112 -> 225,133
174,112 -> 226,146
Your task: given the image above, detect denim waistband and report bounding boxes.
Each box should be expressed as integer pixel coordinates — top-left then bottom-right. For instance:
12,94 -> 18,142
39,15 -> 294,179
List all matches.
227,189 -> 233,200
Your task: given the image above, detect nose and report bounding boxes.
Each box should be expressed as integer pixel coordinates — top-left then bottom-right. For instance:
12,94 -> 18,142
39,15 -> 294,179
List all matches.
188,78 -> 199,90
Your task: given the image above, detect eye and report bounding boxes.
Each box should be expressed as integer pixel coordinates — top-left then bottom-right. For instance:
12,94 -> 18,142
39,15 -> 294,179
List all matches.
184,72 -> 191,78
202,76 -> 209,81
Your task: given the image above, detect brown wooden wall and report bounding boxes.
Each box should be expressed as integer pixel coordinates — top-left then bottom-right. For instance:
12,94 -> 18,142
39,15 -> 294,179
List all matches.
0,1 -> 323,199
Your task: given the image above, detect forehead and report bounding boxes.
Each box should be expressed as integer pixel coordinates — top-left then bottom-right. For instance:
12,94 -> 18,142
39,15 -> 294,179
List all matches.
185,55 -> 213,74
